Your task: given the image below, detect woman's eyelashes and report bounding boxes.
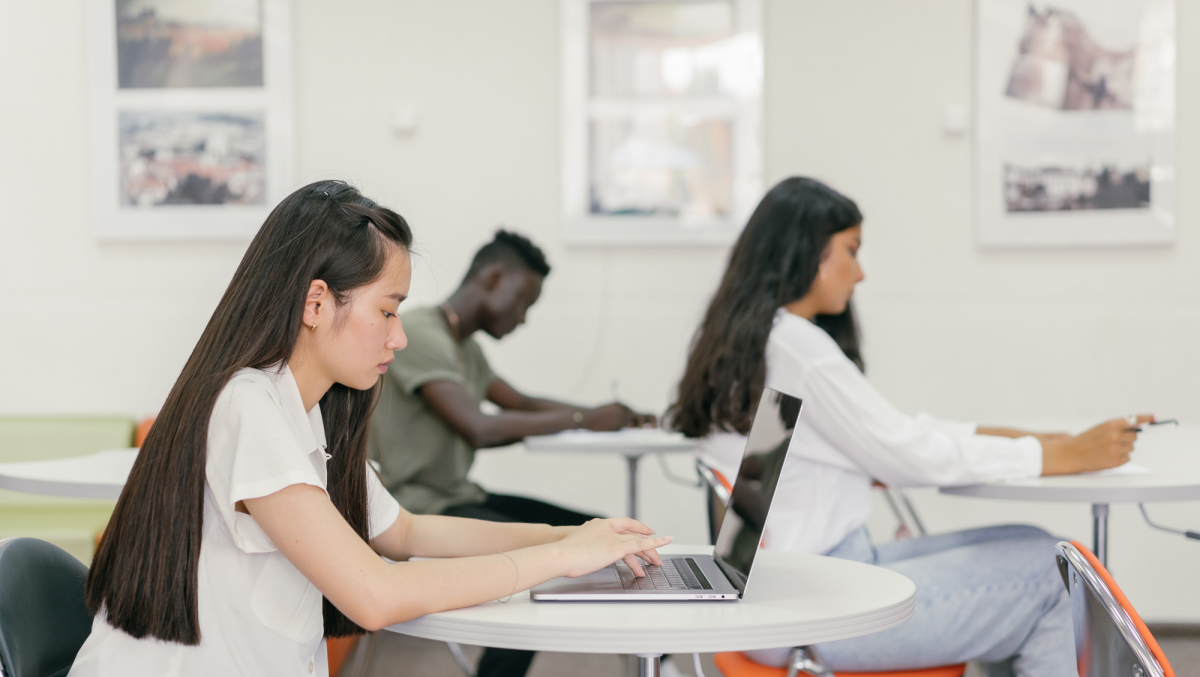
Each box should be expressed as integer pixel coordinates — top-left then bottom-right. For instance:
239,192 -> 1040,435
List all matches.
383,310 -> 397,319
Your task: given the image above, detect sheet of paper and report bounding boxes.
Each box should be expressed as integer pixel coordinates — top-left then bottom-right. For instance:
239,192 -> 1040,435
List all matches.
548,427 -> 663,438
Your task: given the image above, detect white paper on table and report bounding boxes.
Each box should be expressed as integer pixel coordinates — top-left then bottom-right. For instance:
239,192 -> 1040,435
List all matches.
544,427 -> 665,439
1080,462 -> 1153,476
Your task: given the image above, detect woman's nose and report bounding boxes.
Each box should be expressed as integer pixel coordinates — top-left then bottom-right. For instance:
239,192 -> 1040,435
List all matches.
387,321 -> 408,351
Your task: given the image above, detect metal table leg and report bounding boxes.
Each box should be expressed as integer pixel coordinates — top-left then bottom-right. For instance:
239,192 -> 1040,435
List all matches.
1092,503 -> 1109,568
626,454 -> 640,520
636,653 -> 661,677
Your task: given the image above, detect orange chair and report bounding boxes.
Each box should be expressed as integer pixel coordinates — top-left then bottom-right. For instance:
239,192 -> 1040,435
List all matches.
327,636 -> 359,676
713,651 -> 964,677
134,417 -> 155,447
695,458 -> 734,544
1055,540 -> 1175,677
695,458 -> 965,677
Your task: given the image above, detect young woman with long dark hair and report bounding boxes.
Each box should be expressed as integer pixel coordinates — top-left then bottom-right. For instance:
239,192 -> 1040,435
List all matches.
668,177 -> 1150,675
71,181 -> 670,676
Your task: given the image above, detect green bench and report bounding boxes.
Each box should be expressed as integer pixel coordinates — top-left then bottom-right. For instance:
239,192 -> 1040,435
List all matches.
0,417 -> 136,564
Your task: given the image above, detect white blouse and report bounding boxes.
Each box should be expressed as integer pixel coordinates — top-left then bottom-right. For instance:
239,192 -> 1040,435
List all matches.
70,365 -> 401,677
700,309 -> 1042,556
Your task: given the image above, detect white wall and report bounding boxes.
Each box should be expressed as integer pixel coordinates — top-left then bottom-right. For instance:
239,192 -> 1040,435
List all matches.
1,0 -> 1197,620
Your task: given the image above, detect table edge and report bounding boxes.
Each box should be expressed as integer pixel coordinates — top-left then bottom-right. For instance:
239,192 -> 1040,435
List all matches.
0,475 -> 123,500
384,595 -> 915,654
939,484 -> 1200,503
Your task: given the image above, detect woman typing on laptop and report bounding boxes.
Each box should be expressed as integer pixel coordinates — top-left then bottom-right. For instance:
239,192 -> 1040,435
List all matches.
668,177 -> 1151,676
70,181 -> 669,677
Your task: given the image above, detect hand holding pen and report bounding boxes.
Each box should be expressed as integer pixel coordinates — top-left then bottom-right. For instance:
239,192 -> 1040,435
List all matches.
1125,416 -> 1178,432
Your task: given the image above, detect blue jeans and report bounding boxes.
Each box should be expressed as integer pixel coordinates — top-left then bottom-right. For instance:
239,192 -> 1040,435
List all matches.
744,525 -> 1075,677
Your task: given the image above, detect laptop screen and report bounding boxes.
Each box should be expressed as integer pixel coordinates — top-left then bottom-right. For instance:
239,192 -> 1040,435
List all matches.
711,387 -> 802,594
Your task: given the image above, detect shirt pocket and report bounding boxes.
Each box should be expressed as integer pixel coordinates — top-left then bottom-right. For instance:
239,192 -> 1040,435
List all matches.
251,551 -> 324,643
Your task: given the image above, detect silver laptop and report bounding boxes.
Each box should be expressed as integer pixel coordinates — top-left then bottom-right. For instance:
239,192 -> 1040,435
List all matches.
530,387 -> 801,601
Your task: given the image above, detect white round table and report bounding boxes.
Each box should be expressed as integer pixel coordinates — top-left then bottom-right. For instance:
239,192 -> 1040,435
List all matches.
940,423 -> 1200,567
0,448 -> 136,499
385,544 -> 916,675
524,429 -> 696,520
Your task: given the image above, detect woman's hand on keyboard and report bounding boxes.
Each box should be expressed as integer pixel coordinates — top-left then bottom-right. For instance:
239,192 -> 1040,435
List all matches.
555,517 -> 671,578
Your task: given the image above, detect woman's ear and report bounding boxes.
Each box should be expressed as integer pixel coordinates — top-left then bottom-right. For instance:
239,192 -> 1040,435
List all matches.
302,280 -> 330,331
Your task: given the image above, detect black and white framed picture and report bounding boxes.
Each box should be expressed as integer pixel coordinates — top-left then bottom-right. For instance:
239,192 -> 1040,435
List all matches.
975,0 -> 1175,248
87,0 -> 293,241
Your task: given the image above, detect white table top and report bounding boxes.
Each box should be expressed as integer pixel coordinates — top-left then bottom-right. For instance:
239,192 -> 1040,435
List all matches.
524,428 -> 696,457
0,431 -> 698,499
940,423 -> 1200,503
385,545 -> 915,655
0,449 -> 135,500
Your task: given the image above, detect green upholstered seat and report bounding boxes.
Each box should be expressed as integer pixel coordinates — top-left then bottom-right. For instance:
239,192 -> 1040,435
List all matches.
0,417 -> 136,564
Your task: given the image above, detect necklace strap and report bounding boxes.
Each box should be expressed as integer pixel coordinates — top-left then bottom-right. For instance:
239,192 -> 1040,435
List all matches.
440,302 -> 461,342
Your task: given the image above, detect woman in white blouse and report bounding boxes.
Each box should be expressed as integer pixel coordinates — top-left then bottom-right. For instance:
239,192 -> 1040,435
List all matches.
71,181 -> 670,677
668,177 -> 1150,676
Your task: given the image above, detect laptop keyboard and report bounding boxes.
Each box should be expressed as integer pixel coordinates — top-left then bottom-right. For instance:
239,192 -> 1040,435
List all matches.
615,557 -> 711,590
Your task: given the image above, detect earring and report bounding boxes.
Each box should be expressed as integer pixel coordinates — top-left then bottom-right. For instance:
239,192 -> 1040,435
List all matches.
309,323 -> 317,331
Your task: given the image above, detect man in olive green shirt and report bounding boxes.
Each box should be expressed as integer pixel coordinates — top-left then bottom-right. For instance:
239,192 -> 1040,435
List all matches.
369,304 -> 496,516
369,230 -> 653,677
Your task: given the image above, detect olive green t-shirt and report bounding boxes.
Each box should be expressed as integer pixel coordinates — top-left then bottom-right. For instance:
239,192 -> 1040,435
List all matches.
368,306 -> 496,515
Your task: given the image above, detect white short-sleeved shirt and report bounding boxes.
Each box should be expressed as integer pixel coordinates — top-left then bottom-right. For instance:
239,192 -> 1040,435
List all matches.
70,365 -> 402,677
700,310 -> 1043,556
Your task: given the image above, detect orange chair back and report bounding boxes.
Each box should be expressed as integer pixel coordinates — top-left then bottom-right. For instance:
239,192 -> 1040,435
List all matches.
326,636 -> 358,676
1068,541 -> 1175,677
134,417 -> 155,447
713,651 -> 965,677
712,468 -> 733,494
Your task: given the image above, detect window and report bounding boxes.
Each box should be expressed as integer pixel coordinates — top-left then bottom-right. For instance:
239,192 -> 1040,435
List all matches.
562,0 -> 763,245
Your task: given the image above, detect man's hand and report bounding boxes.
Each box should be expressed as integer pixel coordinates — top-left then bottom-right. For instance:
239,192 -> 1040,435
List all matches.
582,404 -> 657,431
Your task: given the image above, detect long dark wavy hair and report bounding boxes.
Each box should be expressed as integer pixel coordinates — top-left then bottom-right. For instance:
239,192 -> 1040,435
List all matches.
668,177 -> 864,437
86,180 -> 413,644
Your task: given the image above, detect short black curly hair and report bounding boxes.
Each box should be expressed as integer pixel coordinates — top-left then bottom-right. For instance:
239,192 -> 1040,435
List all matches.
461,229 -> 551,282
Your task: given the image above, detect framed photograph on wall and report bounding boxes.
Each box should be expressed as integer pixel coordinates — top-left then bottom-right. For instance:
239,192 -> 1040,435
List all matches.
976,0 -> 1175,248
560,0 -> 763,246
86,0 -> 294,241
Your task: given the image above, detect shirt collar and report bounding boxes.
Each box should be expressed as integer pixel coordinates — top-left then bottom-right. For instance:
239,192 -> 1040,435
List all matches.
776,307 -> 812,326
267,363 -> 328,454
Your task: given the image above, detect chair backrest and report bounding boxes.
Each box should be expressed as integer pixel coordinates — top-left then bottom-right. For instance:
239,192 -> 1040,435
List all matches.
874,483 -> 926,540
0,538 -> 94,677
1055,540 -> 1175,677
0,417 -> 136,464
695,457 -> 733,546
133,417 -> 155,448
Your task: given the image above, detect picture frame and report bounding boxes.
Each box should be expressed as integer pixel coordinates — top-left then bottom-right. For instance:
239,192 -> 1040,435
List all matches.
560,0 -> 763,246
85,0 -> 294,242
975,0 -> 1176,248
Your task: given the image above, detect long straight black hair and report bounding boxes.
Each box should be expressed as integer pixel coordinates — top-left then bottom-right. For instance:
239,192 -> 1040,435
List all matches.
667,177 -> 864,437
87,180 -> 413,644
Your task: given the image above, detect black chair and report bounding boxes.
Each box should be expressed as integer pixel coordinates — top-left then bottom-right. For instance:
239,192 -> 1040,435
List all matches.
0,538 -> 94,677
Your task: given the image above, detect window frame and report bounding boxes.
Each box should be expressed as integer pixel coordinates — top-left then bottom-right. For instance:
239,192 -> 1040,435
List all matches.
560,0 -> 764,246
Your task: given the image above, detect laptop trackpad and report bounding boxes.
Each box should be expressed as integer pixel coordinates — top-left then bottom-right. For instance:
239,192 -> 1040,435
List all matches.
537,565 -> 623,594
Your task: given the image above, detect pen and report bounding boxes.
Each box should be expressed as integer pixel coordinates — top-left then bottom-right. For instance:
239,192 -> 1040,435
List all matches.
1131,418 -> 1178,432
